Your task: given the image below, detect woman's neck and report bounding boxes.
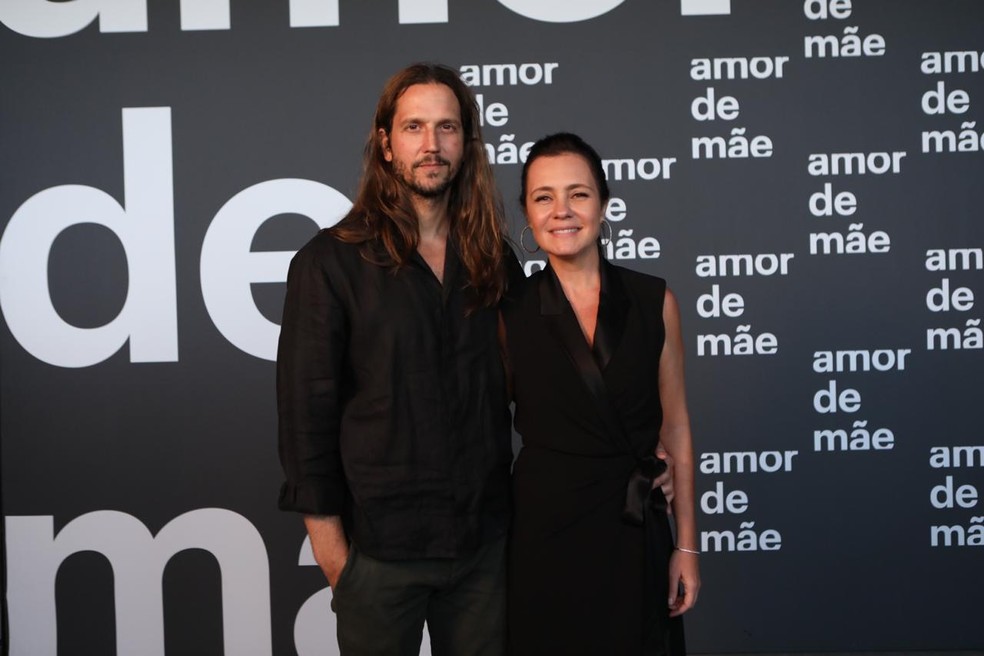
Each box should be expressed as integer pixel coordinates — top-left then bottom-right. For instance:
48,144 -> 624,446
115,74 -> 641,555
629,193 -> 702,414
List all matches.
549,248 -> 602,297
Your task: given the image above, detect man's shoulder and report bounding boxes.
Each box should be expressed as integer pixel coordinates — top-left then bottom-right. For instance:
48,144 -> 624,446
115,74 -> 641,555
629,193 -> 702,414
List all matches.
292,228 -> 363,269
501,265 -> 538,314
501,243 -> 525,292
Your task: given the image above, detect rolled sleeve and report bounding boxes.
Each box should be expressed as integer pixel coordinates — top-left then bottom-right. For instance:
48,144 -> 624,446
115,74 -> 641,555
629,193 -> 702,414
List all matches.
277,237 -> 349,515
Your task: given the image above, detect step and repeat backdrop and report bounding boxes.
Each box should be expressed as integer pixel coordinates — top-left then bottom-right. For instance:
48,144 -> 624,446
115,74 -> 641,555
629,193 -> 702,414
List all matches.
2,1 -> 982,654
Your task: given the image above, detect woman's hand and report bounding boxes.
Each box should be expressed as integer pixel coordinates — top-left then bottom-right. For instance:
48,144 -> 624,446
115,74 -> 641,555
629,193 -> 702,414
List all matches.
667,548 -> 700,617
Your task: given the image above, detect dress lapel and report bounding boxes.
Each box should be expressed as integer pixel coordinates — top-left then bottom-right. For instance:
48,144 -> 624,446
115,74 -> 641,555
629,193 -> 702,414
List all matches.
538,260 -> 631,371
538,262 -> 634,453
593,259 -> 630,371
539,263 -> 594,362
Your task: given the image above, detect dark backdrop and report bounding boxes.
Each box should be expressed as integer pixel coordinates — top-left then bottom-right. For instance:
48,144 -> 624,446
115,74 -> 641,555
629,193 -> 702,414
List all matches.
2,1 -> 982,654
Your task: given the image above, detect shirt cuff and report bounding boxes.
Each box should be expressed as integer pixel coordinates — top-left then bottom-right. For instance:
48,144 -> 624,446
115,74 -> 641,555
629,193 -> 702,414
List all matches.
278,477 -> 347,515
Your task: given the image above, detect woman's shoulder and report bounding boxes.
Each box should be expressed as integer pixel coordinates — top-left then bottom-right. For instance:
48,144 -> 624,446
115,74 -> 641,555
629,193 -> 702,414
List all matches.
609,262 -> 668,294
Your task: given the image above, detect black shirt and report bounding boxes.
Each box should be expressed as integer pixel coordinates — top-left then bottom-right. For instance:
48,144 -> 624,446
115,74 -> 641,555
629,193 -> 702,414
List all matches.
277,229 -> 517,560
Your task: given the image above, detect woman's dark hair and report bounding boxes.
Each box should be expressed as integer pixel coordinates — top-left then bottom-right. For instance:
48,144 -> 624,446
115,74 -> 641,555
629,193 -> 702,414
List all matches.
519,132 -> 610,208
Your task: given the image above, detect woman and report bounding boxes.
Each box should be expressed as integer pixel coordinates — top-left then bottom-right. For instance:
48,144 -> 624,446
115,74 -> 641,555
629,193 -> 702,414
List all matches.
504,133 -> 700,655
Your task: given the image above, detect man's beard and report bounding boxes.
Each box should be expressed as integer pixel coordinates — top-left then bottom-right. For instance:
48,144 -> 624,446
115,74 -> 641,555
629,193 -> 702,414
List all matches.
395,157 -> 457,199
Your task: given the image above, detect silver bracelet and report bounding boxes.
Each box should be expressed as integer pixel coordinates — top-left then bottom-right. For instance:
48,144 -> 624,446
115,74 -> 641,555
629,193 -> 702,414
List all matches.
676,546 -> 700,555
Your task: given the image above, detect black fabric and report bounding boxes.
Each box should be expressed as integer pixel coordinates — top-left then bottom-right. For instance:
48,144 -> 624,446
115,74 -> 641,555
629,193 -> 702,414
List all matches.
505,260 -> 684,655
277,228 -> 520,560
332,538 -> 507,656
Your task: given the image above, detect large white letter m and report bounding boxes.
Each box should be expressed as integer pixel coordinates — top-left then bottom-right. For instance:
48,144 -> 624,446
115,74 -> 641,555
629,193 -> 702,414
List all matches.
4,508 -> 271,655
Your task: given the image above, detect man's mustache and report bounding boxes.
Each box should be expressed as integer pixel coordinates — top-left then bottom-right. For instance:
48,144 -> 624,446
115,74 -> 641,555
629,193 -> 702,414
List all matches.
414,157 -> 451,168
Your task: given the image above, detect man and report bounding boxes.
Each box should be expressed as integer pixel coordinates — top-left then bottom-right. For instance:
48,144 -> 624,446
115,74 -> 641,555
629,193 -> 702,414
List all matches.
277,63 -> 516,655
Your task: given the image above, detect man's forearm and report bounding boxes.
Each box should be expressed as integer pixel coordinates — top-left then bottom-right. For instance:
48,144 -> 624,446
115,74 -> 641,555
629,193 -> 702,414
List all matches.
304,514 -> 350,587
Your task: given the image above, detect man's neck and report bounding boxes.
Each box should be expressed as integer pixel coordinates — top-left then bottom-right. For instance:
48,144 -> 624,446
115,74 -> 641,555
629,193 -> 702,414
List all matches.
413,194 -> 450,283
413,194 -> 451,242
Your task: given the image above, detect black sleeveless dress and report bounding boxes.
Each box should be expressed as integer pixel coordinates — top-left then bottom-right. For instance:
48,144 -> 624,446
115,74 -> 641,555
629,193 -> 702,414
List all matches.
504,260 -> 685,656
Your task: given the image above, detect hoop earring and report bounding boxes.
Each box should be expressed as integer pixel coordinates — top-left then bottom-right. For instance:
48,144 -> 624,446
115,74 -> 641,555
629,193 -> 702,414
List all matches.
599,219 -> 613,243
520,225 -> 540,254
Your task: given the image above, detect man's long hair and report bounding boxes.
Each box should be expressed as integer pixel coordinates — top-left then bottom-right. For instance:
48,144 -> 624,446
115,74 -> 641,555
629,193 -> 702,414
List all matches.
332,63 -> 508,307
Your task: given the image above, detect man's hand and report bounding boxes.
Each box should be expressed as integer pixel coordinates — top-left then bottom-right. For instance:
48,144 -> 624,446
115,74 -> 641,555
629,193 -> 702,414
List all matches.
304,515 -> 350,588
653,442 -> 675,511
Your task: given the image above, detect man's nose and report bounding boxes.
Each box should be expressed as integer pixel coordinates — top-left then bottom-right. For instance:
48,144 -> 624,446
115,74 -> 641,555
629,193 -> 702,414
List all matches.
422,127 -> 439,152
